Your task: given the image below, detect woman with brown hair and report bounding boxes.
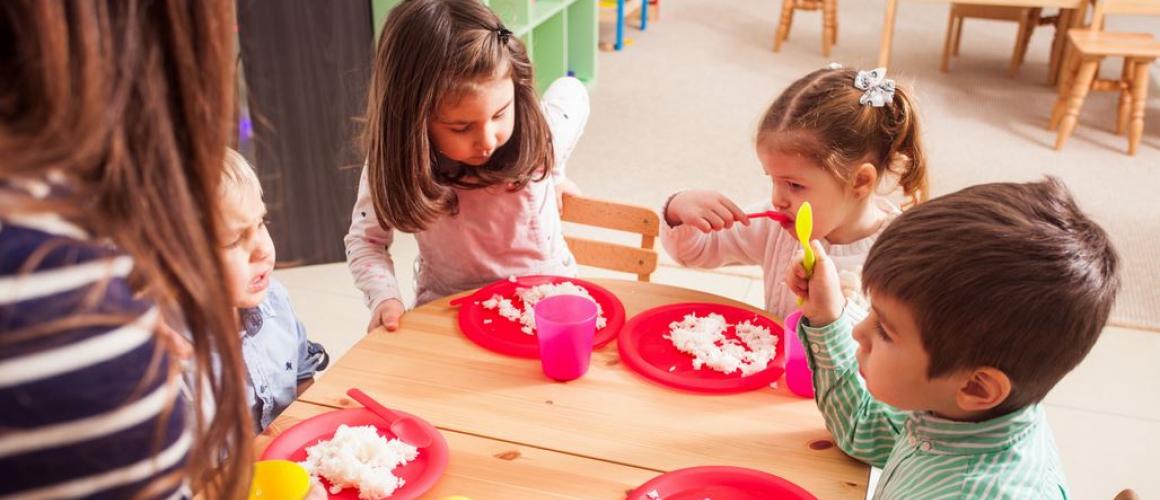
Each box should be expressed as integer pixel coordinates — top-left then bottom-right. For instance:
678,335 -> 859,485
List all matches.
1,1 -> 252,497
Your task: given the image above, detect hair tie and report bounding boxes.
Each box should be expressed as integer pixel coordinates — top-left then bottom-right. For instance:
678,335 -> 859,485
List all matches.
497,27 -> 513,43
854,68 -> 896,108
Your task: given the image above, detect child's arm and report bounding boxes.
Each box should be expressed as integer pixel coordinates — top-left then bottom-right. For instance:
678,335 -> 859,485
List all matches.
786,241 -> 907,468
541,76 -> 589,187
344,166 -> 406,332
660,190 -> 767,268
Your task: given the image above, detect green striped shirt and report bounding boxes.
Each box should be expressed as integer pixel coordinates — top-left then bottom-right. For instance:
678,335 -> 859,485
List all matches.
800,306 -> 1069,499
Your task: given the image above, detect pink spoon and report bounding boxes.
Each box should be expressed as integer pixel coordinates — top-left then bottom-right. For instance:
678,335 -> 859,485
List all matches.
746,211 -> 792,223
346,388 -> 433,448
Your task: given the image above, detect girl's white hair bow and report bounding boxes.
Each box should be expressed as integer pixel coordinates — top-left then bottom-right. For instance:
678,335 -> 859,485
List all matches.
854,68 -> 896,107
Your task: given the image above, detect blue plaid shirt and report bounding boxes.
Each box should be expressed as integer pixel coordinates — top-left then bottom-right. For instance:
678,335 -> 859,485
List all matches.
240,278 -> 327,431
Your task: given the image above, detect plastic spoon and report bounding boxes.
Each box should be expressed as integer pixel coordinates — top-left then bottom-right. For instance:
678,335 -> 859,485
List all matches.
745,211 -> 792,223
346,388 -> 433,448
795,202 -> 815,306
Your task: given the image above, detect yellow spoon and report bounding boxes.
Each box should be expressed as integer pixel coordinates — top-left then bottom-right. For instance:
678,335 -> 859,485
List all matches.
248,460 -> 311,500
795,202 -> 815,305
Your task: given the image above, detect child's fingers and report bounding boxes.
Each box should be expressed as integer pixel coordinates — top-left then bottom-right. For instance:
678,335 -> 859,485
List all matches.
383,313 -> 399,332
810,240 -> 828,263
718,197 -> 750,226
784,274 -> 801,294
709,204 -> 737,229
703,212 -> 726,231
690,217 -> 712,233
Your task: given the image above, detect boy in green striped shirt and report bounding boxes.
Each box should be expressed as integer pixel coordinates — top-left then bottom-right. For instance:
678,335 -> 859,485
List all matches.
785,178 -> 1119,499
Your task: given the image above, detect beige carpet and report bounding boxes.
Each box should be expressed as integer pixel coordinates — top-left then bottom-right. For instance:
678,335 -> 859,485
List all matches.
569,0 -> 1160,329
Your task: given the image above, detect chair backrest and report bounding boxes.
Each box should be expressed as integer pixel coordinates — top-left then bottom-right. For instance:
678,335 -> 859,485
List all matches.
1091,0 -> 1160,29
560,194 -> 660,282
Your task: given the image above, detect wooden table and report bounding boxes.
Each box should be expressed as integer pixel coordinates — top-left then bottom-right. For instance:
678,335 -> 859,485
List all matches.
264,279 -> 870,498
878,0 -> 1089,84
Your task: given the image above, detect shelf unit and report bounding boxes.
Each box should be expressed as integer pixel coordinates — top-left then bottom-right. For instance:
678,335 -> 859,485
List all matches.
372,0 -> 597,93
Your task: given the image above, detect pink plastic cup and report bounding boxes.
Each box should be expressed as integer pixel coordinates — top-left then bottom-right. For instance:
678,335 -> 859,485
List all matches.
783,310 -> 815,398
534,295 -> 598,382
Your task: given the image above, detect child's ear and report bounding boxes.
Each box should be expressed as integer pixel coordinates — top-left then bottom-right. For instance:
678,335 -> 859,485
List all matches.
850,163 -> 878,200
955,367 -> 1011,413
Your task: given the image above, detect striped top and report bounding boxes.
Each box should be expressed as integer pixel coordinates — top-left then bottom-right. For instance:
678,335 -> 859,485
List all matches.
0,202 -> 190,498
800,306 -> 1069,499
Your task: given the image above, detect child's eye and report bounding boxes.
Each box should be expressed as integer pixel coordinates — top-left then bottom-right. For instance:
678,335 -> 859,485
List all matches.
788,182 -> 806,191
451,126 -> 470,134
874,321 -> 891,342
224,237 -> 242,249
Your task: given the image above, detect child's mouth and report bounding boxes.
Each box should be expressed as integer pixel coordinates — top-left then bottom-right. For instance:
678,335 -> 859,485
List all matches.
249,272 -> 270,293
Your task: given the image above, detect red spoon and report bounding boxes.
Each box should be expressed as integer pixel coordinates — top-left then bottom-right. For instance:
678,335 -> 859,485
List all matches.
746,211 -> 792,223
346,388 -> 433,448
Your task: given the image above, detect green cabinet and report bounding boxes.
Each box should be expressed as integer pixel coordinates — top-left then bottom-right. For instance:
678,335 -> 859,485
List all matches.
371,0 -> 597,92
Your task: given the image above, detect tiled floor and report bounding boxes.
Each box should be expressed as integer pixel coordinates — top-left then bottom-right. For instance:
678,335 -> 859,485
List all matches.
276,235 -> 1159,499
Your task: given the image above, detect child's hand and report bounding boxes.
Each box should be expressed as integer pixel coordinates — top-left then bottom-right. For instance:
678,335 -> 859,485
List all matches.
665,190 -> 749,232
368,298 -> 405,333
785,241 -> 845,326
555,178 -> 582,214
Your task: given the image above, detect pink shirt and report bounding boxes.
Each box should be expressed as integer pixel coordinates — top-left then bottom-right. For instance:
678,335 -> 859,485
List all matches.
345,77 -> 588,311
660,198 -> 900,321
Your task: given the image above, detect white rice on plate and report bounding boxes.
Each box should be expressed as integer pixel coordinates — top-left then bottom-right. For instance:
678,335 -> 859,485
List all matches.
663,313 -> 778,376
480,281 -> 608,335
299,424 -> 419,500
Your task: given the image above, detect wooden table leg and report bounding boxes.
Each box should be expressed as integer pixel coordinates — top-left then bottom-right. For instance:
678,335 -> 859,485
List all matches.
1116,59 -> 1134,136
1056,57 -> 1099,150
823,0 -> 836,57
1128,58 -> 1152,156
774,0 -> 795,52
878,0 -> 899,68
1048,9 -> 1072,85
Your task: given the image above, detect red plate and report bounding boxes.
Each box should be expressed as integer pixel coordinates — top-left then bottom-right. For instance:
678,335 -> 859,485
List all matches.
628,466 -> 816,500
618,303 -> 786,393
453,275 -> 625,358
261,408 -> 449,500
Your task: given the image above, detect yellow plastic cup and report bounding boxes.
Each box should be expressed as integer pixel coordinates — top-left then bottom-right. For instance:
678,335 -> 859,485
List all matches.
248,459 -> 311,500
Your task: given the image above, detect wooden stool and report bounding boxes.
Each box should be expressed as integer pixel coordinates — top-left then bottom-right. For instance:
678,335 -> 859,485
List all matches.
941,4 -> 1054,76
1049,0 -> 1160,156
773,0 -> 838,57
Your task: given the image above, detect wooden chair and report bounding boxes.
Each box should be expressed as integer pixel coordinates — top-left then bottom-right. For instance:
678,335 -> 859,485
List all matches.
560,194 -> 660,282
1049,0 -> 1160,155
941,4 -> 1056,76
773,0 -> 838,57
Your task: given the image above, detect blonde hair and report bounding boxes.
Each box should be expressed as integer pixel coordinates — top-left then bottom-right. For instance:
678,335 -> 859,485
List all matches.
757,67 -> 929,206
221,148 -> 263,204
362,0 -> 554,233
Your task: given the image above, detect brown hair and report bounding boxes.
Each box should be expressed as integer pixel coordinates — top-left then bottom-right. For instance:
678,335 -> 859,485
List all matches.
0,1 -> 252,497
757,67 -> 928,206
863,177 -> 1119,414
362,0 -> 554,233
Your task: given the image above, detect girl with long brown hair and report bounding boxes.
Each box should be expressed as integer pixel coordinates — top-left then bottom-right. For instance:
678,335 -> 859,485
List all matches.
345,0 -> 592,332
0,1 -> 252,497
661,65 -> 930,321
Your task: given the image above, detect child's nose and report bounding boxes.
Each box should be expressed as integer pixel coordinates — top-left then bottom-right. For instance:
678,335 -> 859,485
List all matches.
771,190 -> 791,210
477,127 -> 498,153
252,238 -> 273,262
851,323 -> 869,348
